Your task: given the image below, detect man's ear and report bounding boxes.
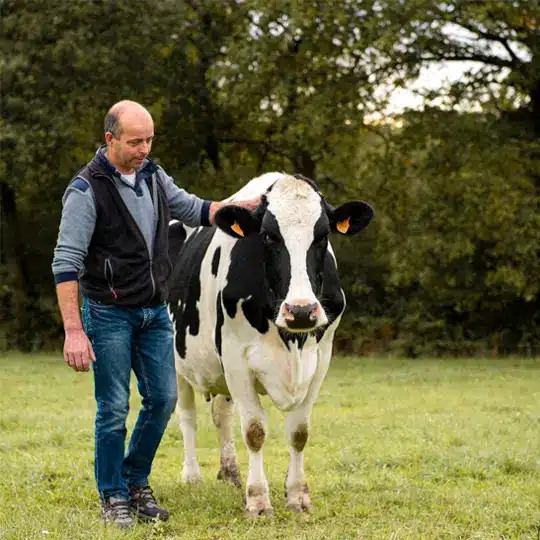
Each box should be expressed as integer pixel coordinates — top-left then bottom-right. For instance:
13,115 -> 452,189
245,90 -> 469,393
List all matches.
329,201 -> 374,236
214,205 -> 261,239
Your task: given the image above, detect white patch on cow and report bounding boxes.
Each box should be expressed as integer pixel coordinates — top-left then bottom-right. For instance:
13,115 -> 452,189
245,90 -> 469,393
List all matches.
265,176 -> 329,329
224,172 -> 285,202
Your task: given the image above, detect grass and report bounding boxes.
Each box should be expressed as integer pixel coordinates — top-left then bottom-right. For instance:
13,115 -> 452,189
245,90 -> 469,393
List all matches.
1,353 -> 540,539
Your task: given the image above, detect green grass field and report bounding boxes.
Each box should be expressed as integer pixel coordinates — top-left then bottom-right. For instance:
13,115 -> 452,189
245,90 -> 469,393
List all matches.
1,353 -> 540,539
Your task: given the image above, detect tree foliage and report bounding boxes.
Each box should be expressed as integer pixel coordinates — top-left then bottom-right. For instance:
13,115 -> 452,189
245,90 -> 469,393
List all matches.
1,0 -> 538,355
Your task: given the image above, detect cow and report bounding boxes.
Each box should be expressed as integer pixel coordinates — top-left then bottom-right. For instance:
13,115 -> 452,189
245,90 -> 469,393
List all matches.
167,172 -> 374,517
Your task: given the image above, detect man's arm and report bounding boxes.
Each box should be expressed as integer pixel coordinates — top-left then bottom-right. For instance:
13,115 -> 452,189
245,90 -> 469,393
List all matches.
158,167 -> 260,226
52,179 -> 97,372
56,281 -> 95,372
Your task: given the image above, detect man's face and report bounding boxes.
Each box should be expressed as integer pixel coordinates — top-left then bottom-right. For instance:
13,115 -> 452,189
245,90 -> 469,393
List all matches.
105,114 -> 154,174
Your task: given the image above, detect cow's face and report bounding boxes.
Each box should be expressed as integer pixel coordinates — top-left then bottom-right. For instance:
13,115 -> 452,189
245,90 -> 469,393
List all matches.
215,175 -> 373,332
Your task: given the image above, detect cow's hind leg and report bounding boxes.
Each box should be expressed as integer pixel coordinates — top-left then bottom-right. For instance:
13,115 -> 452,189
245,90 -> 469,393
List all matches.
176,376 -> 202,483
212,394 -> 241,487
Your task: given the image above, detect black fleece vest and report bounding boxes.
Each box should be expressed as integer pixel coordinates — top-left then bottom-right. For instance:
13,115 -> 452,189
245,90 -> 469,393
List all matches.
77,158 -> 171,306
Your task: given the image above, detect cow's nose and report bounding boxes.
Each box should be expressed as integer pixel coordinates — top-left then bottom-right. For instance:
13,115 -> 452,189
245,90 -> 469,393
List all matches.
282,302 -> 319,330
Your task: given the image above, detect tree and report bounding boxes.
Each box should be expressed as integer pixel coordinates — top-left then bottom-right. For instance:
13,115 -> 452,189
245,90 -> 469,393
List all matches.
379,1 -> 540,134
210,0 -> 403,180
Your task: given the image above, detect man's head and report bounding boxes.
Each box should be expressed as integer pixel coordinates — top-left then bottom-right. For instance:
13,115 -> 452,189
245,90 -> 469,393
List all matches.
104,100 -> 154,174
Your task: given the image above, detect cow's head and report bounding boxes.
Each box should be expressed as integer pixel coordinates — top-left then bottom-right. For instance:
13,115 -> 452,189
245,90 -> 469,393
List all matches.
215,174 -> 373,332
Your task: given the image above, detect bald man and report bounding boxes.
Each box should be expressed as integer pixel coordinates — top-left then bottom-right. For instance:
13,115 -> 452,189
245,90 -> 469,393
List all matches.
52,100 -> 258,528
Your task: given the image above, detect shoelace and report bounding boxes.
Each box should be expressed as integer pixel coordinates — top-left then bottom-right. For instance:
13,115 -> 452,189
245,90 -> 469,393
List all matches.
109,500 -> 131,519
133,487 -> 157,508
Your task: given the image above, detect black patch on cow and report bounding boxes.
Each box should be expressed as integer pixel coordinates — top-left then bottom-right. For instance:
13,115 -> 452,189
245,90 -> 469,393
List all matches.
278,329 -> 308,350
215,291 -> 223,357
259,211 -> 291,307
306,206 -> 331,297
168,226 -> 216,358
315,250 -> 346,342
168,221 -> 187,270
211,246 -> 221,277
222,232 -> 274,333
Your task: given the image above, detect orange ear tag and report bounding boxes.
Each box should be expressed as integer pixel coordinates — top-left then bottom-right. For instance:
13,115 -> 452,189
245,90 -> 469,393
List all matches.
231,221 -> 244,237
336,217 -> 350,234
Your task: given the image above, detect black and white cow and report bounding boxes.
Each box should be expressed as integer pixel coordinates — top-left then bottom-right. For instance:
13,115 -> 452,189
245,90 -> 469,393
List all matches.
168,172 -> 373,517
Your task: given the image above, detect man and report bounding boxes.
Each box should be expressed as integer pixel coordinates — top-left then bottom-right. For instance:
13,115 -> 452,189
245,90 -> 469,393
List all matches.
52,100 -> 258,528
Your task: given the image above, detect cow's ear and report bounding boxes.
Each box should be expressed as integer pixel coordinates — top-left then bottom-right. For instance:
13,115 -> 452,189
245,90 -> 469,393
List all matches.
214,205 -> 261,239
329,201 -> 374,236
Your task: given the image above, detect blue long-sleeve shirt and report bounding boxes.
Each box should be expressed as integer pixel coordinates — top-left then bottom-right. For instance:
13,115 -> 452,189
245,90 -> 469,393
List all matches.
52,148 -> 211,284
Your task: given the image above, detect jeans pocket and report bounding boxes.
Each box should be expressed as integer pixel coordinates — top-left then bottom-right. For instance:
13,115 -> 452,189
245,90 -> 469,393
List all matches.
81,297 -> 93,338
88,298 -> 116,309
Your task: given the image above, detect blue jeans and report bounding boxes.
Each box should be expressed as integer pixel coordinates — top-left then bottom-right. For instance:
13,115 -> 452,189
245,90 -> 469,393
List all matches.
81,297 -> 177,500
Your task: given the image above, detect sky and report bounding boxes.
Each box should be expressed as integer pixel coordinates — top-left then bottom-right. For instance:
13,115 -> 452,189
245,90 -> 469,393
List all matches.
385,61 -> 480,114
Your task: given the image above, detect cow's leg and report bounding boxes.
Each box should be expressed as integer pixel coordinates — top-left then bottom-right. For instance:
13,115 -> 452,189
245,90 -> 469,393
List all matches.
284,408 -> 313,512
239,400 -> 272,518
224,367 -> 272,517
211,394 -> 241,487
284,346 -> 333,512
176,376 -> 202,483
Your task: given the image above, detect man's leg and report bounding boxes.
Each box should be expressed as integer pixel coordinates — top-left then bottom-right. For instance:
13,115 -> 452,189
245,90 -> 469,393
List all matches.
122,303 -> 177,520
83,297 -> 135,527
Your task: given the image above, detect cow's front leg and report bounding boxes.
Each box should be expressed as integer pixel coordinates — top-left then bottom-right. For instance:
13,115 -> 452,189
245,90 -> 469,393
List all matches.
284,343 -> 333,512
211,394 -> 241,487
284,409 -> 313,512
176,376 -> 202,483
240,406 -> 273,518
224,367 -> 273,517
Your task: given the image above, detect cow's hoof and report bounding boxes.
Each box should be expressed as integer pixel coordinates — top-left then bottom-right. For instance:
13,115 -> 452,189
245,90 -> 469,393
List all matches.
286,485 -> 312,512
217,467 -> 242,488
183,472 -> 203,484
286,502 -> 313,513
244,506 -> 274,519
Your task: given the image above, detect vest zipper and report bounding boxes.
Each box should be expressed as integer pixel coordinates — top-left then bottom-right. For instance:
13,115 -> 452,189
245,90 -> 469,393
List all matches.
149,256 -> 156,300
104,258 -> 118,299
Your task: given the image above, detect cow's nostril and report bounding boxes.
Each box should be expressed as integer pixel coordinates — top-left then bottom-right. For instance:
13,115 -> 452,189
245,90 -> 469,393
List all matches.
282,303 -> 294,320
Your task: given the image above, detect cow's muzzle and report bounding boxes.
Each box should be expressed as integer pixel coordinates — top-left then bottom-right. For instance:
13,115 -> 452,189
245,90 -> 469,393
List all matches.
280,300 -> 325,331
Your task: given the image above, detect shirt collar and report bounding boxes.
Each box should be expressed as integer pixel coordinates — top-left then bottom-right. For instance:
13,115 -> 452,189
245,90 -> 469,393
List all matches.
94,145 -> 158,179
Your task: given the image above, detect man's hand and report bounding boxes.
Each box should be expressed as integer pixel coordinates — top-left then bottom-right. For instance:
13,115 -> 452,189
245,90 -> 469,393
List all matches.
236,197 -> 261,212
64,328 -> 96,372
209,197 -> 261,225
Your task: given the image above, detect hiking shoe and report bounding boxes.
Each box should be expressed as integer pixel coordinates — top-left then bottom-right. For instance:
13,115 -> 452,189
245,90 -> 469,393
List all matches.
102,496 -> 134,529
129,484 -> 169,521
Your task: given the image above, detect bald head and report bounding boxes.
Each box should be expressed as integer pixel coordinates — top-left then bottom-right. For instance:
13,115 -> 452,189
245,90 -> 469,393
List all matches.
103,100 -> 155,174
104,100 -> 153,139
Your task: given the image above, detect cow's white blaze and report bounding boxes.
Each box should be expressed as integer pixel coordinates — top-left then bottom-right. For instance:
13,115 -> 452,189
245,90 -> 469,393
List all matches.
267,177 -> 328,329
